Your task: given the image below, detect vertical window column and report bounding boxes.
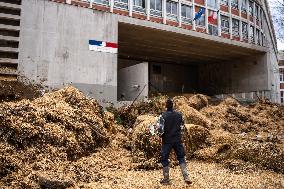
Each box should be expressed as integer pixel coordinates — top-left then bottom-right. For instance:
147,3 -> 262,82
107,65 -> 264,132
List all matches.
253,1 -> 256,44
228,0 -> 233,39
178,0 -> 182,27
163,0 -> 167,23
147,0 -> 150,19
129,0 -> 133,16
110,0 -> 114,12
192,0 -> 196,30
205,0 -> 209,33
247,0 -> 251,43
238,0 -> 241,15
217,0 -> 221,36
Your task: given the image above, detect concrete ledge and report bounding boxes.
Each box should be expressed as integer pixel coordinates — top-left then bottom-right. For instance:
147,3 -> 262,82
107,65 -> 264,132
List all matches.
0,13 -> 21,20
0,47 -> 19,53
0,24 -> 20,31
0,74 -> 17,81
0,58 -> 18,64
0,2 -> 21,10
0,66 -> 17,75
0,35 -> 19,42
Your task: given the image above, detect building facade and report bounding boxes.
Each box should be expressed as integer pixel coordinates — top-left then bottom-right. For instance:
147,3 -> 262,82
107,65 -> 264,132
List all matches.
0,0 -> 280,105
279,51 -> 284,104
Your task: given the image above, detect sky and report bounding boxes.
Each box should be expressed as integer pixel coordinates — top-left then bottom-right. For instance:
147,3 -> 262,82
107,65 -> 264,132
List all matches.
268,0 -> 284,50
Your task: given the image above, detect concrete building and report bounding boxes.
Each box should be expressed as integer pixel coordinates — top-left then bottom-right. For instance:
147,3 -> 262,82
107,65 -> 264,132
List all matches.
279,51 -> 284,104
0,0 -> 280,105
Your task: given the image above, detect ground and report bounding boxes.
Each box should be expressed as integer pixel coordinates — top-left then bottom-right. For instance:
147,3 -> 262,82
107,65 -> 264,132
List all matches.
77,134 -> 284,189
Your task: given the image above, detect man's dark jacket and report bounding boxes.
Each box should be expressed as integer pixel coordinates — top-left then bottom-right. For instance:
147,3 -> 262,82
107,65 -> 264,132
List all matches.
161,109 -> 184,144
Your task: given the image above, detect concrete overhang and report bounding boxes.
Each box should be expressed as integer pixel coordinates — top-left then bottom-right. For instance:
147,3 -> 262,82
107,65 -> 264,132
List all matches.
118,16 -> 267,65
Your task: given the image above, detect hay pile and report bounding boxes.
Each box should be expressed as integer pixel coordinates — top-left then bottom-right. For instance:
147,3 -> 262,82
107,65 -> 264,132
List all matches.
173,96 -> 211,127
1,87 -> 284,188
0,86 -> 113,188
127,96 -> 284,173
187,94 -> 209,110
113,96 -> 167,128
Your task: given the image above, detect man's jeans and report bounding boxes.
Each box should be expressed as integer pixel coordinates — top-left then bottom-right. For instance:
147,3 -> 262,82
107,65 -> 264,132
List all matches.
161,142 -> 186,167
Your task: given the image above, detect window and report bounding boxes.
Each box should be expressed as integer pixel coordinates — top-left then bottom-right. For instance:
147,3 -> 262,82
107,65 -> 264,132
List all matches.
255,5 -> 259,20
114,0 -> 128,9
281,91 -> 284,104
249,1 -> 253,16
208,0 -> 217,9
232,19 -> 239,36
241,0 -> 247,13
280,68 -> 284,82
196,12 -> 205,26
242,22 -> 248,39
220,0 -> 228,6
231,0 -> 238,9
133,0 -> 146,12
166,0 -> 178,21
208,24 -> 218,36
256,29 -> 260,45
153,65 -> 162,74
221,15 -> 229,33
150,0 -> 162,16
94,0 -> 109,5
181,5 -> 192,23
250,25 -> 254,43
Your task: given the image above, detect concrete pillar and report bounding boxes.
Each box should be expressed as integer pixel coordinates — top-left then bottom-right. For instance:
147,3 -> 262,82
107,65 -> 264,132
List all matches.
178,0 -> 182,27
228,0 -> 232,39
110,0 -> 114,12
238,0 -> 241,16
240,18 -> 242,40
217,0 -> 221,36
163,0 -> 166,24
247,0 -> 250,43
205,0 -> 208,33
146,0 -> 150,20
253,2 -> 256,44
238,0 -> 242,40
129,0 -> 133,17
192,0 -> 196,30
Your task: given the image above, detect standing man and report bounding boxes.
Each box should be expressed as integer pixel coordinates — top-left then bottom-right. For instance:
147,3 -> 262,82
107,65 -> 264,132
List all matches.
158,98 -> 192,185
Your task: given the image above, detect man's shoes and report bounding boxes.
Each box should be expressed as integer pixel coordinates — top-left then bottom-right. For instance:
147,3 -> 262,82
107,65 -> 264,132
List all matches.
184,178 -> 192,185
180,163 -> 192,185
160,166 -> 170,185
160,178 -> 170,185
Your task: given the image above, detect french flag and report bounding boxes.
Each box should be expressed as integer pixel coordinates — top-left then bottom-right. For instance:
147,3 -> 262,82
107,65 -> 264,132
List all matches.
208,10 -> 219,24
89,40 -> 118,54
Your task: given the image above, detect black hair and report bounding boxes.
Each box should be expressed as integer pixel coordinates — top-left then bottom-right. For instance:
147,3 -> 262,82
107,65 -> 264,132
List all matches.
166,98 -> 173,110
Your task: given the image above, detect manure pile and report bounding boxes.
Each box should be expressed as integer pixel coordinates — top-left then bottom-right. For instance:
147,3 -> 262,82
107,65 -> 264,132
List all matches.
123,95 -> 284,173
0,87 -> 112,188
0,87 -> 284,188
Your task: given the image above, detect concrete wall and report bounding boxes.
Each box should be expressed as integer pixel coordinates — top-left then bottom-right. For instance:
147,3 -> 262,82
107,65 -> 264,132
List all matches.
149,63 -> 198,93
17,0 -> 279,104
198,55 -> 270,96
118,62 -> 148,101
18,0 -> 118,103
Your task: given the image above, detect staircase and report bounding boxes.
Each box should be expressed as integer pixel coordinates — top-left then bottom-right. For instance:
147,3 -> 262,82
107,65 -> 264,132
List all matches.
0,0 -> 21,82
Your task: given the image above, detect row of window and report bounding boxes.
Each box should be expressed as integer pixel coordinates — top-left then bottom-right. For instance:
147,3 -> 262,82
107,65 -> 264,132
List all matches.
88,0 -> 264,44
95,0 -> 262,25
221,15 -> 263,44
221,0 -> 262,19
